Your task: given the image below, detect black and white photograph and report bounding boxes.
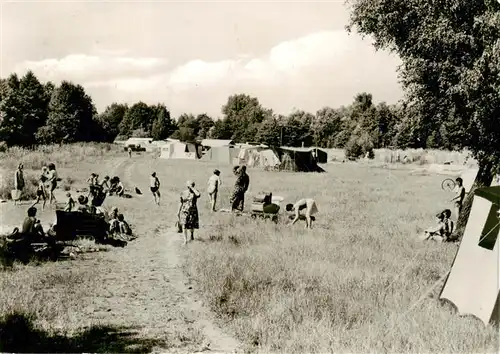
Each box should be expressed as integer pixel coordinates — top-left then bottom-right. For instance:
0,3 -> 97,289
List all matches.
0,0 -> 499,353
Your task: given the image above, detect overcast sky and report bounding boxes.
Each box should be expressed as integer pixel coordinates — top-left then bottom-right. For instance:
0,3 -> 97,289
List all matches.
1,0 -> 404,118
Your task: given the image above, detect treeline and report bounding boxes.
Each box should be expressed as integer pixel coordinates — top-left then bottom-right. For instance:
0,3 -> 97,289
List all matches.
0,71 -> 455,158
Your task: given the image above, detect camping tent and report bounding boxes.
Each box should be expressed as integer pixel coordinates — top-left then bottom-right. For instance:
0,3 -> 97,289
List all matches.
277,147 -> 325,172
235,145 -> 280,169
439,186 -> 500,325
159,141 -> 202,159
311,148 -> 328,163
201,146 -> 240,164
201,139 -> 235,148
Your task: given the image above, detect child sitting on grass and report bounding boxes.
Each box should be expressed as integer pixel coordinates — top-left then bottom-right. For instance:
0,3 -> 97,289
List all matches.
118,214 -> 132,235
421,209 -> 454,242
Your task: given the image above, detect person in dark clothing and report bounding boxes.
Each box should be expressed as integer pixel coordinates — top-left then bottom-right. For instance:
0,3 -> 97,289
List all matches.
230,166 -> 250,212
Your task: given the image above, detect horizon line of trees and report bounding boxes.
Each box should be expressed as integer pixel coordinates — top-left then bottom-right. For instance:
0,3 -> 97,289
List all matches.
0,70 -> 461,159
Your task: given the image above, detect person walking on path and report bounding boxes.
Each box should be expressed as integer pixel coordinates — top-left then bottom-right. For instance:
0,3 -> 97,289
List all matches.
13,163 -> 25,205
207,169 -> 221,212
177,180 -> 201,245
150,172 -> 161,205
128,147 -> 132,158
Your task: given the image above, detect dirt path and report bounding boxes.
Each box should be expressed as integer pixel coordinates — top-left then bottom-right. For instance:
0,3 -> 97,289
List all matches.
75,156 -> 242,353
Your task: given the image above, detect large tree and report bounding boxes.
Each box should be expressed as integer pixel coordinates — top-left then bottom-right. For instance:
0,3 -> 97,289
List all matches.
312,107 -> 343,148
0,74 -> 23,145
37,81 -> 96,143
151,104 -> 176,140
221,94 -> 272,142
118,101 -> 155,137
97,103 -> 129,142
17,71 -> 50,145
347,0 -> 500,236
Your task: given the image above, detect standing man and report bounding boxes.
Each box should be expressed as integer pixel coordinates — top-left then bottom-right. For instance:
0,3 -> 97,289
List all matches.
451,177 -> 466,220
207,169 -> 222,212
150,172 -> 161,205
128,146 -> 132,158
13,163 -> 25,205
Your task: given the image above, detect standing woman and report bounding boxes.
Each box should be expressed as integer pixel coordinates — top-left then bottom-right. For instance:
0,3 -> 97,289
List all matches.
46,163 -> 58,205
230,166 -> 250,212
177,180 -> 201,245
13,163 -> 25,205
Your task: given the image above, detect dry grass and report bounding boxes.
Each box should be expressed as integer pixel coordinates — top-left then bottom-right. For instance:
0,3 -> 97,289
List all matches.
182,162 -> 499,353
0,143 -> 120,200
0,145 -> 498,353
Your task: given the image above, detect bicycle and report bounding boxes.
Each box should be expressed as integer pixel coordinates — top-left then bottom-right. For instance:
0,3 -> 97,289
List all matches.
441,178 -> 456,192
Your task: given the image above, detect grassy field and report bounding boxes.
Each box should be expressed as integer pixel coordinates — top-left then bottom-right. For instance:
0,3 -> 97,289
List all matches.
0,144 -> 498,353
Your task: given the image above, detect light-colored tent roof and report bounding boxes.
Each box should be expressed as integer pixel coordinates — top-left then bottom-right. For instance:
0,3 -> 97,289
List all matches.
127,137 -> 153,142
201,139 -> 234,147
280,146 -> 315,152
439,186 -> 500,325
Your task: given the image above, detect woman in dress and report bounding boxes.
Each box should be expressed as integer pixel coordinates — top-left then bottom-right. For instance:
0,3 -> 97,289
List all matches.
13,163 -> 25,205
177,180 -> 201,245
230,166 -> 249,212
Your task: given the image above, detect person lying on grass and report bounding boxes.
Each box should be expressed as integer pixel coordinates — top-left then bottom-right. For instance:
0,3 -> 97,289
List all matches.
421,209 -> 454,242
286,198 -> 318,229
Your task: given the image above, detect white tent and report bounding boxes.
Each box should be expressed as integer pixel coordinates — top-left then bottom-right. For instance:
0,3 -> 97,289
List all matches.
440,186 -> 500,325
159,141 -> 200,159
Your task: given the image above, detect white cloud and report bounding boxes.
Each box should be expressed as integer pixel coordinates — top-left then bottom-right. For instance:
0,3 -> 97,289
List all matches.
13,30 -> 403,116
14,54 -> 169,82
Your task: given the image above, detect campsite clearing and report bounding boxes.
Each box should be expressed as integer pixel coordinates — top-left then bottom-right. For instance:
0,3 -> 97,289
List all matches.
0,145 -> 498,353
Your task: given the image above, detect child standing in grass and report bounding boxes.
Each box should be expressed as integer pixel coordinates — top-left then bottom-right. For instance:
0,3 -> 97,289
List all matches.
64,192 -> 75,212
31,169 -> 48,210
207,169 -> 221,212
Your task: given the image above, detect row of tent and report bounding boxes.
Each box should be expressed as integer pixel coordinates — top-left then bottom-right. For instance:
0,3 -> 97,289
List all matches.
154,139 -> 327,172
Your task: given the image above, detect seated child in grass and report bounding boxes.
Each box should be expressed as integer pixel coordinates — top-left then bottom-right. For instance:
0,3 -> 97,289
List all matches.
421,209 -> 454,242
118,214 -> 132,235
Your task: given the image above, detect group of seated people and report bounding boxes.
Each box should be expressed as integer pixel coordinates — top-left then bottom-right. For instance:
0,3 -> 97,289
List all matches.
70,194 -> 132,236
86,173 -> 125,198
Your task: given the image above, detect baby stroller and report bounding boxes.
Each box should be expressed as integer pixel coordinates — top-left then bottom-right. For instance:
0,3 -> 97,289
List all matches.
250,192 -> 280,223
